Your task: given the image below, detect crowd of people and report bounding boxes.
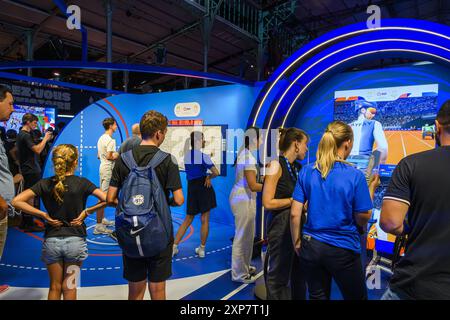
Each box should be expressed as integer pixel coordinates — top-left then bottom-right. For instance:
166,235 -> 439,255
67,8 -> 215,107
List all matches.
335,96 -> 438,130
1,83 -> 450,300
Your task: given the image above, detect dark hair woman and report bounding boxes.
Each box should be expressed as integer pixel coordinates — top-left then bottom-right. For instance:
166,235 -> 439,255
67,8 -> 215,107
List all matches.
262,127 -> 309,300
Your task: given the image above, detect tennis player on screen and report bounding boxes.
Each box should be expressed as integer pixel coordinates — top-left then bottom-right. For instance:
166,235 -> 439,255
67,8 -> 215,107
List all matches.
349,99 -> 388,164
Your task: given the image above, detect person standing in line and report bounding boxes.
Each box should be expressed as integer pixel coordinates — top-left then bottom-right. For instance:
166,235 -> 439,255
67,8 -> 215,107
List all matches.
173,131 -> 219,258
12,144 -> 107,300
290,121 -> 379,300
262,127 -> 309,300
16,113 -> 52,232
380,100 -> 450,300
0,85 -> 15,294
95,118 -> 119,235
119,123 -> 142,154
108,110 -> 184,300
230,127 -> 263,284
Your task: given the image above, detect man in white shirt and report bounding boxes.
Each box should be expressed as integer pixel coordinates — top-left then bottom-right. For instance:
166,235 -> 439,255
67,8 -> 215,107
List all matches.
95,118 -> 119,234
349,100 -> 388,163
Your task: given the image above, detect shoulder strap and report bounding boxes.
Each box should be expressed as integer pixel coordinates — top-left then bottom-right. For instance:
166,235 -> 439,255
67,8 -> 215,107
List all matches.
146,150 -> 169,169
121,150 -> 138,170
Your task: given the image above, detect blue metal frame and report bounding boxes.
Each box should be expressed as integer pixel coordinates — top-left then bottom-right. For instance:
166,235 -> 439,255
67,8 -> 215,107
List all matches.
0,61 -> 255,86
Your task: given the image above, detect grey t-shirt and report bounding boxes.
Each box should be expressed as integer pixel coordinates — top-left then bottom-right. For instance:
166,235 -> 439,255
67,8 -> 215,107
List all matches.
119,135 -> 142,154
0,140 -> 14,202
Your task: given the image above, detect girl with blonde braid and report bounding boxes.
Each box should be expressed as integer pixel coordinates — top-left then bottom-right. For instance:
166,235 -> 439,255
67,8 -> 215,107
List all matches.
12,144 -> 107,300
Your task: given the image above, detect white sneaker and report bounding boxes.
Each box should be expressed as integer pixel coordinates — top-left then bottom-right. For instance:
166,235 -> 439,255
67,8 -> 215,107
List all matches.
195,246 -> 205,258
233,274 -> 258,284
102,218 -> 115,226
172,245 -> 179,257
249,266 -> 257,275
94,224 -> 113,235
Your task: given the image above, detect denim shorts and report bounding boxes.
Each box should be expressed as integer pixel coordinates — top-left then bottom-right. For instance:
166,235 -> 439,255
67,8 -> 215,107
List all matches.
42,237 -> 88,265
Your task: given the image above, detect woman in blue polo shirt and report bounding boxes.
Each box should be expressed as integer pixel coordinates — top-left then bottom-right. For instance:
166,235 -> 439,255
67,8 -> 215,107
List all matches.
173,131 -> 219,258
290,121 -> 379,300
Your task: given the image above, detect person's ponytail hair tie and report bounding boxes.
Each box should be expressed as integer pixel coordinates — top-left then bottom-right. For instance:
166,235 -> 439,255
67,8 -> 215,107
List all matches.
315,121 -> 353,179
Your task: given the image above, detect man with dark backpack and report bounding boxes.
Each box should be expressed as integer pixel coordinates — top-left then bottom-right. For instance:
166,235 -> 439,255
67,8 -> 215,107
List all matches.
107,110 -> 184,300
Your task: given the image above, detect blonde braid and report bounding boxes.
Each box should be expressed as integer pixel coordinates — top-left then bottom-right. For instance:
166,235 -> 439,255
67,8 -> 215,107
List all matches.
52,144 -> 78,204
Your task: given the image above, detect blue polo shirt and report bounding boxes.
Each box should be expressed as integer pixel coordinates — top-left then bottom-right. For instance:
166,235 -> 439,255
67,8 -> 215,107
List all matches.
184,149 -> 214,181
293,162 -> 373,252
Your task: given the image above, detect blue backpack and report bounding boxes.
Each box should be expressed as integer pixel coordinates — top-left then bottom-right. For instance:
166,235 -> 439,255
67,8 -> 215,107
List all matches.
115,150 -> 173,258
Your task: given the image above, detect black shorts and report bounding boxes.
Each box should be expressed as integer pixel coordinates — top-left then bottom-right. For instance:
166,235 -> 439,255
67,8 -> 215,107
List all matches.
122,243 -> 173,283
187,176 -> 217,215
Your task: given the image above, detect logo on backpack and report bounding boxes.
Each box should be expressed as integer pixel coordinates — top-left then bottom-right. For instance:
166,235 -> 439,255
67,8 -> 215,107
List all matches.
132,195 -> 145,206
115,150 -> 173,258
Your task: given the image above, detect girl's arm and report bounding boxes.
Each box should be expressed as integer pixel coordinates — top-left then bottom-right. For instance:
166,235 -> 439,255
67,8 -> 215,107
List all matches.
262,161 -> 292,211
71,189 -> 107,226
244,170 -> 263,192
11,189 -> 63,227
290,200 -> 304,256
204,166 -> 220,188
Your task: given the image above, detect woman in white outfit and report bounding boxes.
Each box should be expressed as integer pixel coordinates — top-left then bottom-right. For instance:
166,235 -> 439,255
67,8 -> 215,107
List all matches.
230,127 -> 263,283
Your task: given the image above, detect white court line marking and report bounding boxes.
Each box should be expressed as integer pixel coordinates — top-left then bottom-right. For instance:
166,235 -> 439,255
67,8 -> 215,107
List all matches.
400,133 -> 407,157
220,271 -> 264,300
406,131 -> 435,149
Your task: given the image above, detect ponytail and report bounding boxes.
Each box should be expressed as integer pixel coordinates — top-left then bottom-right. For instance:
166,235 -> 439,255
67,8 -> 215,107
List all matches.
315,121 -> 353,179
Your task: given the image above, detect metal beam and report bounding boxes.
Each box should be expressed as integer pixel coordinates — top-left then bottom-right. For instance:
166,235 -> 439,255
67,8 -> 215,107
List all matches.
0,61 -> 255,86
104,0 -> 113,92
3,0 -> 149,51
128,20 -> 202,61
0,71 -> 123,95
182,0 -> 259,41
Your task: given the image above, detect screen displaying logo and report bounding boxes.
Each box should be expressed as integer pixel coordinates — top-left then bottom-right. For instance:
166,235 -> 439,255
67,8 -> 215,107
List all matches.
174,102 -> 201,117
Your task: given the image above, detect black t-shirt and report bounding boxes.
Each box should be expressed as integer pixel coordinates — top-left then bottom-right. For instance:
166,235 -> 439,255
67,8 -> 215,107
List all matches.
16,130 -> 41,175
110,145 -> 182,204
31,176 -> 97,238
4,140 -> 19,176
385,146 -> 450,299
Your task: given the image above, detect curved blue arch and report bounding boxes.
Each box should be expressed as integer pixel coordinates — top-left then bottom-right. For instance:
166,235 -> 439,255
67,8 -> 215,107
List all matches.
248,19 -> 450,130
0,61 -> 254,86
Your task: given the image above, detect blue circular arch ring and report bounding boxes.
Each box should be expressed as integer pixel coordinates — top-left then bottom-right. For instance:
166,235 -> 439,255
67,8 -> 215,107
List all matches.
249,19 -> 450,130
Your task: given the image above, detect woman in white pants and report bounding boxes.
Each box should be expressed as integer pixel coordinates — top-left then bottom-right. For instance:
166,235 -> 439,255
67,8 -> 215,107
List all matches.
230,127 -> 263,283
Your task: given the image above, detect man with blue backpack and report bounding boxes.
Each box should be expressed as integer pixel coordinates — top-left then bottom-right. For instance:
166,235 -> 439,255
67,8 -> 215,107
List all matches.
108,110 -> 184,300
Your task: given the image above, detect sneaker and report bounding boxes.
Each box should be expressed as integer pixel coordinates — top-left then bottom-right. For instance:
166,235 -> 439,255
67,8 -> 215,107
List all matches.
249,266 -> 257,275
0,285 -> 9,294
102,218 -> 115,226
109,231 -> 117,241
233,274 -> 258,284
195,246 -> 205,258
93,224 -> 113,235
172,245 -> 179,257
